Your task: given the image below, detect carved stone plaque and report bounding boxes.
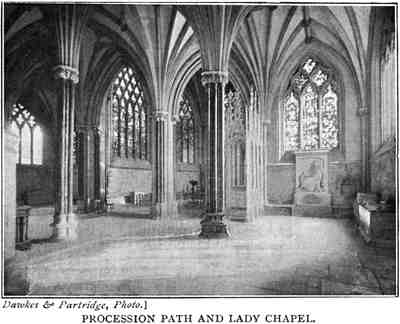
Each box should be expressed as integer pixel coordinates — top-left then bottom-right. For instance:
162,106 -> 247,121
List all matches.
294,150 -> 332,216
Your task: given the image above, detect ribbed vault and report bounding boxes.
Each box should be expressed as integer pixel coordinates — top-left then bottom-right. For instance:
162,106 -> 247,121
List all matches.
5,4 -> 375,127
231,5 -> 372,120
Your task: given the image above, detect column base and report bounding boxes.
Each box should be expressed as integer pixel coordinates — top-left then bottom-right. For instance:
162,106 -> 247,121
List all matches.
50,213 -> 78,241
199,212 -> 229,238
151,201 -> 178,219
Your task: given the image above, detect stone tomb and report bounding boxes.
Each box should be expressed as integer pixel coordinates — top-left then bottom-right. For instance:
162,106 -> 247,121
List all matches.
293,150 -> 332,217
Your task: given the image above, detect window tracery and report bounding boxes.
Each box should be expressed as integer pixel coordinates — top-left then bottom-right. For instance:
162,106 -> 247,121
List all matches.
283,58 -> 339,152
176,96 -> 195,164
112,66 -> 148,160
10,103 -> 43,165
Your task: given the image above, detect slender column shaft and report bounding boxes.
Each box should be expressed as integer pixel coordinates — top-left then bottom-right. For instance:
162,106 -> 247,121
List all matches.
152,111 -> 175,218
52,4 -> 88,240
53,76 -> 78,240
206,82 -> 225,213
55,79 -> 76,217
359,107 -> 369,191
199,71 -> 229,238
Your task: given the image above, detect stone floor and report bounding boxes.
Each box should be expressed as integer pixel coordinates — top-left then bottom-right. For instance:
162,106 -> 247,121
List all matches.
6,209 -> 397,296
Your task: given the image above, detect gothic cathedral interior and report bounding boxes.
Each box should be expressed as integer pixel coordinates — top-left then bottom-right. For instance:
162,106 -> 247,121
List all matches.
2,3 -> 397,295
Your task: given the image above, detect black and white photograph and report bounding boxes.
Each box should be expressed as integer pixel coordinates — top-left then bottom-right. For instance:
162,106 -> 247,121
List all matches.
1,0 -> 398,311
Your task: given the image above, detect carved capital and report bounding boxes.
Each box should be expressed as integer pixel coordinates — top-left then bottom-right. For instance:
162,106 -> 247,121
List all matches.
357,106 -> 369,117
171,115 -> 180,125
201,71 -> 228,86
154,111 -> 169,121
54,65 -> 79,84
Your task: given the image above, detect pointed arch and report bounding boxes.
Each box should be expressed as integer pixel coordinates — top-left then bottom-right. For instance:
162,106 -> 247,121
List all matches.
10,103 -> 43,165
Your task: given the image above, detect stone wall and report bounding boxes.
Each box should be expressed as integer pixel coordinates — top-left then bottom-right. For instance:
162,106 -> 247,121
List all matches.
176,163 -> 200,194
267,164 -> 296,204
108,160 -> 152,200
229,187 -> 246,208
17,165 -> 55,206
267,161 -> 362,206
16,126 -> 56,206
4,127 -> 18,260
328,161 -> 361,207
370,137 -> 396,202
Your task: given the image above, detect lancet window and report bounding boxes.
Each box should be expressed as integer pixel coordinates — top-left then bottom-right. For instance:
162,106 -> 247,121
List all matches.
176,97 -> 195,164
112,66 -> 148,160
10,103 -> 43,165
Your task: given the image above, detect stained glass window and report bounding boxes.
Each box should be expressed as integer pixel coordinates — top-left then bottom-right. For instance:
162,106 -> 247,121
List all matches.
283,58 -> 339,152
300,83 -> 319,150
176,97 -> 195,164
112,66 -> 148,160
10,103 -> 43,165
284,92 -> 299,151
320,85 -> 338,149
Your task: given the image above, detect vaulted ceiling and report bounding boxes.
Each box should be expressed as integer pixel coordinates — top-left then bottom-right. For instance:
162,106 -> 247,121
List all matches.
232,6 -> 373,118
4,4 -> 381,123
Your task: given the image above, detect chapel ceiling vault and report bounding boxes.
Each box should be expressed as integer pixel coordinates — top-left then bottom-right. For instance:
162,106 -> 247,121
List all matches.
5,4 -> 374,120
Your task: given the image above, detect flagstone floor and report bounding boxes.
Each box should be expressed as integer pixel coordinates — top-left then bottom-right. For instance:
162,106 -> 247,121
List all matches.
6,210 -> 396,296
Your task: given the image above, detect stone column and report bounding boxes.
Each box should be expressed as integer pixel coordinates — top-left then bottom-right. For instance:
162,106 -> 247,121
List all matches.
52,65 -> 79,240
358,106 -> 369,191
263,120 -> 270,205
104,94 -> 112,207
199,71 -> 229,238
52,4 -> 88,240
4,125 -> 19,260
94,127 -> 104,208
167,116 -> 178,216
171,115 -> 180,203
152,111 -> 172,218
75,125 -> 96,212
76,126 -> 89,211
201,122 -> 208,207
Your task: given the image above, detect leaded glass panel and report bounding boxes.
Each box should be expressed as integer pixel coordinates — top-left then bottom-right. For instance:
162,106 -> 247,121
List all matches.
176,97 -> 195,164
284,92 -> 300,151
10,103 -> 43,165
112,66 -> 148,160
300,84 -> 319,150
283,58 -> 339,153
320,85 -> 338,150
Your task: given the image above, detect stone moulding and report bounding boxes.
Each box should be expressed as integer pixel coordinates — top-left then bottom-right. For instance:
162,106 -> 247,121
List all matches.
201,71 -> 229,85
53,65 -> 79,84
